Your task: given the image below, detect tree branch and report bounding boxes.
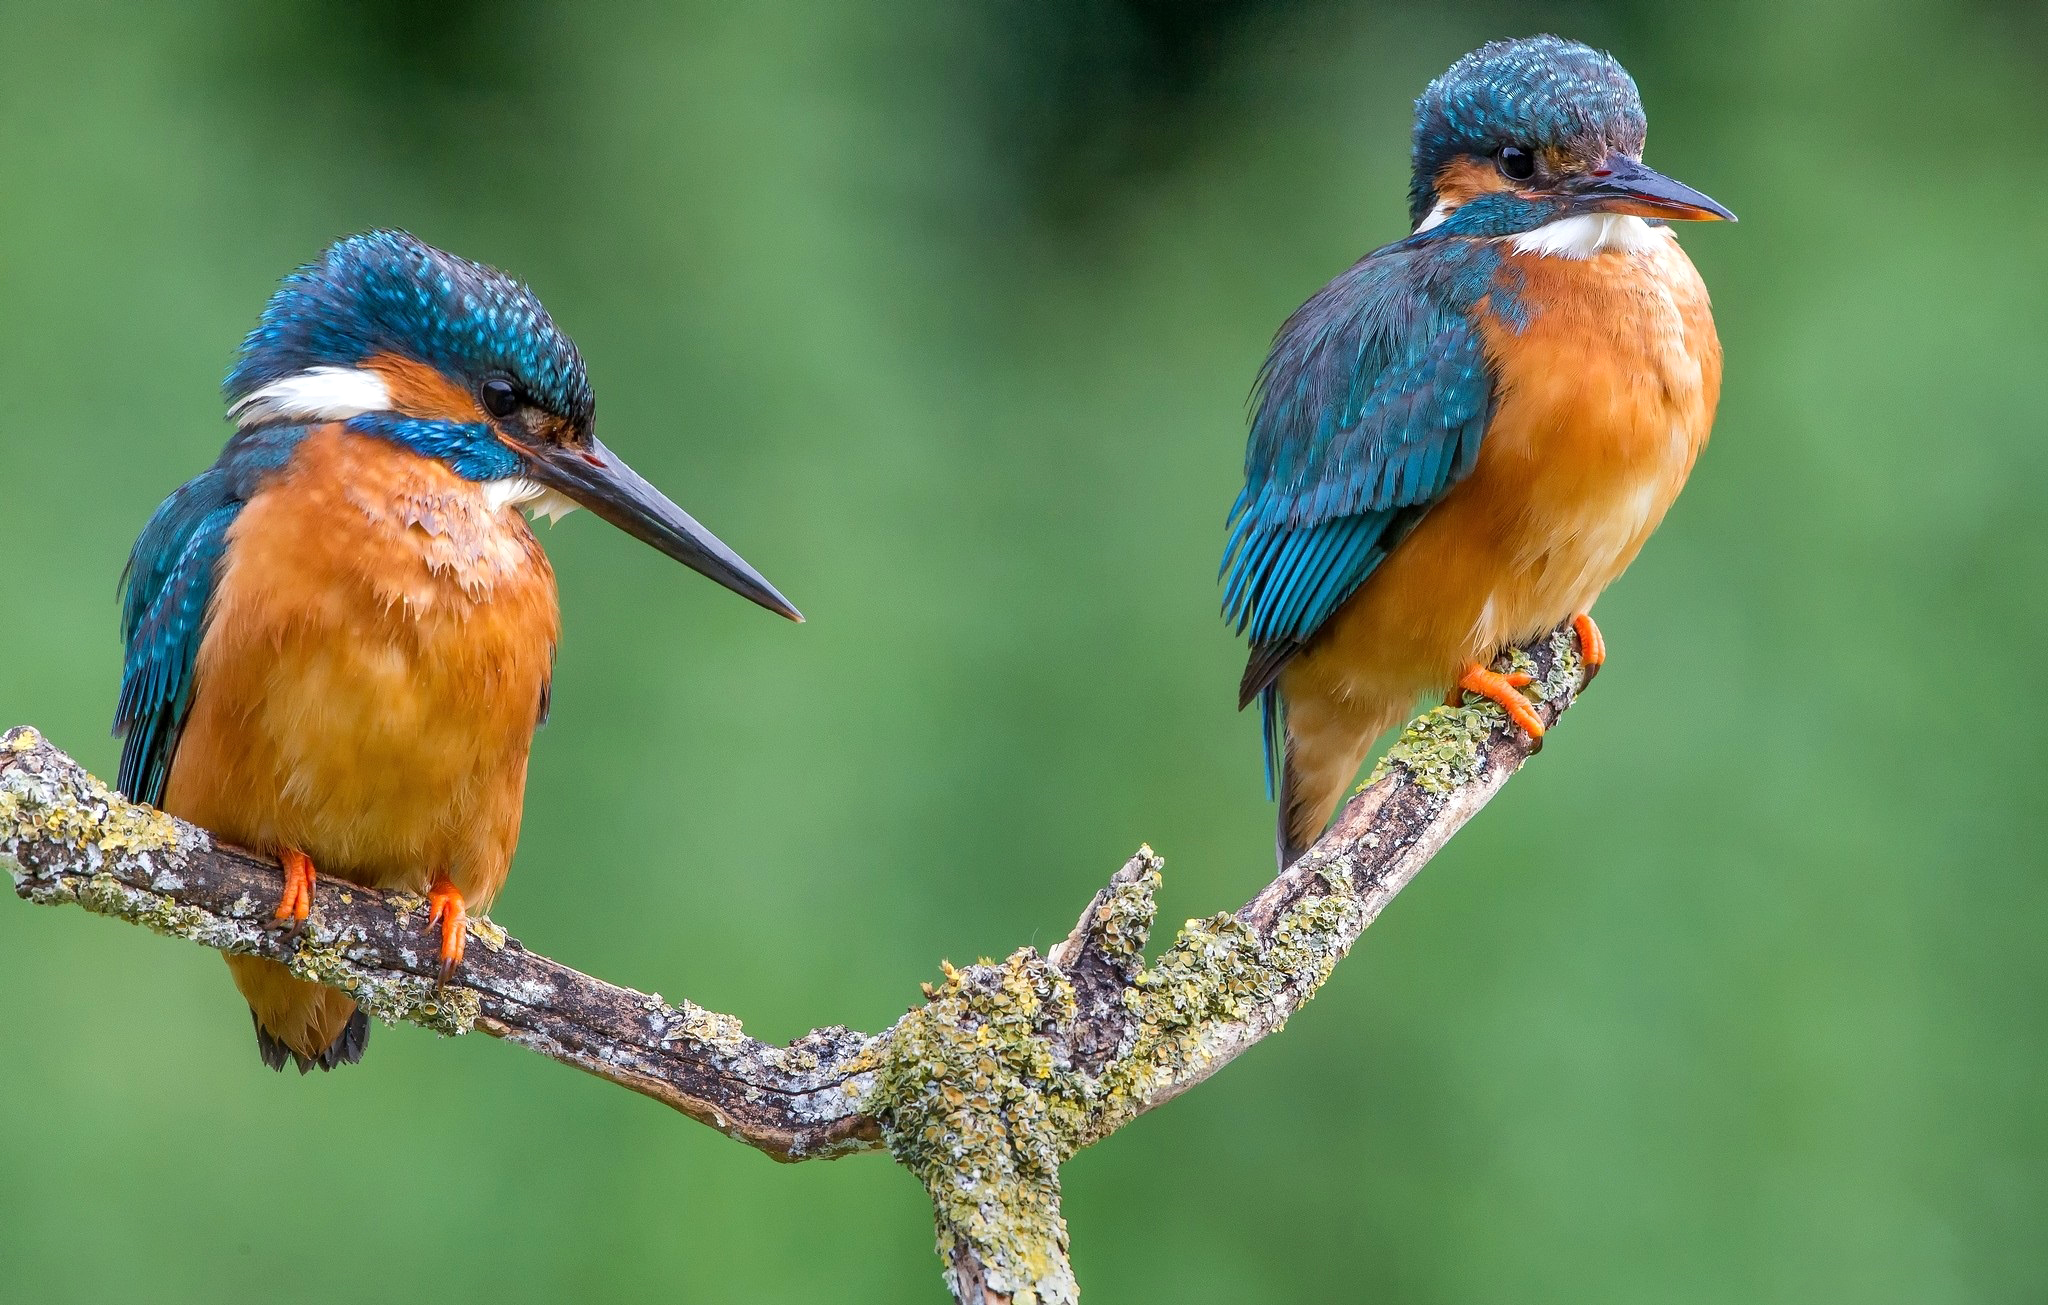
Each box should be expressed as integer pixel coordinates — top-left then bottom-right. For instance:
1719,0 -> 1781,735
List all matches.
2,621 -> 1592,1303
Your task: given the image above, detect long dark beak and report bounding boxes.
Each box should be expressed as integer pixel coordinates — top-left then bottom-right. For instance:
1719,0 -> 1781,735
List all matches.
523,437 -> 803,622
1574,154 -> 1736,222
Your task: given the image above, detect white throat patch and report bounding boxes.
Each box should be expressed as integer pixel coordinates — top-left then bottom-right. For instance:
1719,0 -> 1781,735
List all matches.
479,476 -> 579,524
230,366 -> 391,429
1508,213 -> 1661,259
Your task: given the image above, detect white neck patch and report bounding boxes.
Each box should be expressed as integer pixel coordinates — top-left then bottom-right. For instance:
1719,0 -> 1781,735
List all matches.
1508,213 -> 1661,259
230,366 -> 391,429
1413,200 -> 1455,234
479,476 -> 579,524
235,367 -> 578,525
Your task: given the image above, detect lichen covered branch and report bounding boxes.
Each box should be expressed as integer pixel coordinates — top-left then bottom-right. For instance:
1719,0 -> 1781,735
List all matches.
0,724 -> 883,1159
2,621 -> 1590,1304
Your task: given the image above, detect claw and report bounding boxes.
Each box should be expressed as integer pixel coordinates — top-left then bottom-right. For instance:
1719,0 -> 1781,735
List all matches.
1454,663 -> 1546,742
1573,612 -> 1607,679
423,878 -> 467,987
267,848 -> 316,942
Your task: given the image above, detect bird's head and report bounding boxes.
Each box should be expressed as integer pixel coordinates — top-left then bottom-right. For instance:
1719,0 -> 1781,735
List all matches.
1407,36 -> 1733,243
224,230 -> 800,621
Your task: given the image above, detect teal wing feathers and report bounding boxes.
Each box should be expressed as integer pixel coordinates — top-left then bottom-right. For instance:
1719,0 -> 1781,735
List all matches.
1220,237 -> 1504,794
114,425 -> 309,805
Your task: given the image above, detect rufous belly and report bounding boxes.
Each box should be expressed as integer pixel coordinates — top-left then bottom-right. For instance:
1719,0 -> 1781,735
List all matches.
164,423 -> 559,909
1279,228 -> 1720,843
165,424 -> 560,1061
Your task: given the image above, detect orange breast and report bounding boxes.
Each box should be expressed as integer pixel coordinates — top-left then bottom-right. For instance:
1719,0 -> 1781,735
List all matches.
1294,227 -> 1721,697
162,424 -> 560,910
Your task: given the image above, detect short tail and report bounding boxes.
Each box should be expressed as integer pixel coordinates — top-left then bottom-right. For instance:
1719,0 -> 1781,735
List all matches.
1261,686 -> 1307,869
226,953 -> 368,1074
1268,685 -> 1410,870
253,1007 -> 369,1074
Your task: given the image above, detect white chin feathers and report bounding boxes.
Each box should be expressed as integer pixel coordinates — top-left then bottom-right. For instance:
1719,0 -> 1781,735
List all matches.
1413,206 -> 1659,259
1508,213 -> 1661,259
479,477 -> 580,524
232,367 -> 578,524
229,366 -> 392,428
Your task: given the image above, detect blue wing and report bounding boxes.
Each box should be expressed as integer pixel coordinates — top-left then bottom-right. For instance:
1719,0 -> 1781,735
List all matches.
114,426 -> 310,805
1220,239 -> 1502,792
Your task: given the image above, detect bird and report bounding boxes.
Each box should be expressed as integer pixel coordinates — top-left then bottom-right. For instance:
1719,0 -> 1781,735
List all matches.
1221,36 -> 1732,867
113,230 -> 802,1072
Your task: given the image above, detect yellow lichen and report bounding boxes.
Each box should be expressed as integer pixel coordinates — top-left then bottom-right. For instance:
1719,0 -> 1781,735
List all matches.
1366,703 -> 1497,794
384,891 -> 426,917
1,737 -> 478,1042
288,933 -> 478,1036
78,872 -> 210,936
873,952 -> 1086,1303
1357,628 -> 1581,797
0,753 -> 180,858
866,850 -> 1364,1304
1080,854 -> 1161,964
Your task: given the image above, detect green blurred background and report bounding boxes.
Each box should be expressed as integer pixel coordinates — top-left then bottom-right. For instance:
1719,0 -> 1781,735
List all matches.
4,0 -> 2045,1300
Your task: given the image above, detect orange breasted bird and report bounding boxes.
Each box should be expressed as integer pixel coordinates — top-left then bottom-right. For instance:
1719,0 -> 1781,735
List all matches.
1221,37 -> 1732,866
113,231 -> 802,1071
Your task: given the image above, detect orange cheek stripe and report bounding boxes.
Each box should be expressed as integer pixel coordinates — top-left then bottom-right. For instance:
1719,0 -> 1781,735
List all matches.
365,352 -> 487,424
1432,156 -> 1514,206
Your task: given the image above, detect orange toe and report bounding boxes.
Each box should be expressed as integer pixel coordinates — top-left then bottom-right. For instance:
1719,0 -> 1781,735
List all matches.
423,878 -> 467,985
1573,613 -> 1607,675
273,848 -> 316,933
1455,664 -> 1546,740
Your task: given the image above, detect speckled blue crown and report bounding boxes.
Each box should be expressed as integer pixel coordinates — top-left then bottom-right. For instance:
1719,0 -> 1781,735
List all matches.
224,230 -> 593,424
1408,36 -> 1646,226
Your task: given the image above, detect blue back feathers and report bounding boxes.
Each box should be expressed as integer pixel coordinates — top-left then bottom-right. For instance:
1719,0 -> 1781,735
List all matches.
1408,36 -> 1645,227
1221,236 -> 1509,793
1223,239 -> 1509,671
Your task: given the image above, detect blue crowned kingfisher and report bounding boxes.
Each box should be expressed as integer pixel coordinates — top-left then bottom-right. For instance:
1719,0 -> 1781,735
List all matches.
1221,36 -> 1734,866
114,231 -> 801,1071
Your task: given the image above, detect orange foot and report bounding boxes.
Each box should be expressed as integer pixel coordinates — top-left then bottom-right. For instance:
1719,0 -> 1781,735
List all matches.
423,878 -> 468,986
1454,664 -> 1546,743
269,848 -> 317,940
1573,612 -> 1607,678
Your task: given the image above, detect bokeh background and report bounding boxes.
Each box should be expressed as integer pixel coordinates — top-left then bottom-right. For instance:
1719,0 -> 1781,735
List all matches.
3,1 -> 2045,1300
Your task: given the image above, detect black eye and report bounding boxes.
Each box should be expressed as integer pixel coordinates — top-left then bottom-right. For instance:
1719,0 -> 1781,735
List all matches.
1495,145 -> 1537,182
480,378 -> 520,420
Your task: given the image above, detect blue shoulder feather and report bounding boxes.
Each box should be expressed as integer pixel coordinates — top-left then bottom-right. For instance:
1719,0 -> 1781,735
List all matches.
114,425 -> 310,805
1221,236 -> 1508,794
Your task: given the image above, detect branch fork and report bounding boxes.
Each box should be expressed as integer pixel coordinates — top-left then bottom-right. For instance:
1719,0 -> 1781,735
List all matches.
2,622 -> 1593,1303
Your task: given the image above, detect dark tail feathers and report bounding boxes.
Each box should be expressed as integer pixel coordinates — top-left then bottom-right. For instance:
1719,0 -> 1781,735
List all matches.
1261,684 -> 1312,870
1276,758 -> 1309,870
252,1007 -> 370,1075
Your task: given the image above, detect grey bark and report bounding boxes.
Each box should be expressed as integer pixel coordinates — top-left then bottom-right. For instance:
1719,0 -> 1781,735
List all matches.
1,620 -> 1592,1304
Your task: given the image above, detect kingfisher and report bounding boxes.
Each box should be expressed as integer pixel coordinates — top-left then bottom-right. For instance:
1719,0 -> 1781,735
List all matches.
113,230 -> 802,1072
1222,36 -> 1733,866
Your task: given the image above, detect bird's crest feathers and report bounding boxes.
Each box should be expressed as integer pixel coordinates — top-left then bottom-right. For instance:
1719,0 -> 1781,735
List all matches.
225,230 -> 592,430
1409,36 -> 1645,227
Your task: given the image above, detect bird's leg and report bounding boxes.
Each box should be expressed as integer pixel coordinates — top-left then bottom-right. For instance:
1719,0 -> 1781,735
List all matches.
1453,664 -> 1546,742
1572,612 -> 1607,677
267,848 -> 317,941
423,878 -> 468,986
